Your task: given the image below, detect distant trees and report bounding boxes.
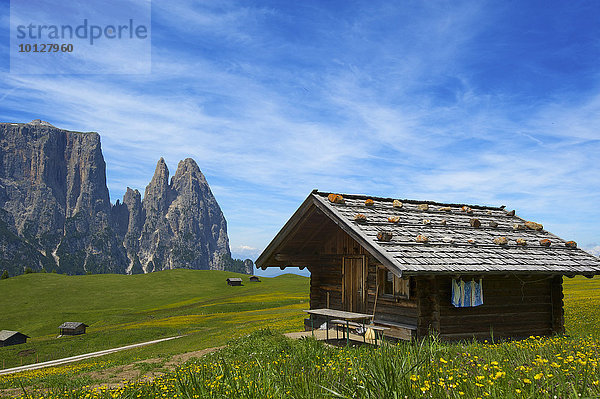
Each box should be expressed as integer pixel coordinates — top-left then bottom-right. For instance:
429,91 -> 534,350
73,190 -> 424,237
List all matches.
1,270 -> 8,279
221,254 -> 251,274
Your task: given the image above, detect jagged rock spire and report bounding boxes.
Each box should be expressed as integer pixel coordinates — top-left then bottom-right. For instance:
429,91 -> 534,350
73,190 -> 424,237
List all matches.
0,121 -> 232,276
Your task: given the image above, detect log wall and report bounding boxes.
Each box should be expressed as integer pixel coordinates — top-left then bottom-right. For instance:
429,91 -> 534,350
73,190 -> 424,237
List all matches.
307,229 -> 417,338
434,274 -> 561,341
416,276 -> 440,338
306,228 -> 564,341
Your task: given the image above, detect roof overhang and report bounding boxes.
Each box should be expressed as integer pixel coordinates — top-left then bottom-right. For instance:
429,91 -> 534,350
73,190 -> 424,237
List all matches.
257,190 -> 600,277
256,191 -> 406,276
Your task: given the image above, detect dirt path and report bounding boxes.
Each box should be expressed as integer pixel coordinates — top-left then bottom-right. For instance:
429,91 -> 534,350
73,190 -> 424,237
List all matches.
0,335 -> 183,376
83,345 -> 227,388
89,346 -> 225,388
1,331 -> 319,394
0,342 -> 226,398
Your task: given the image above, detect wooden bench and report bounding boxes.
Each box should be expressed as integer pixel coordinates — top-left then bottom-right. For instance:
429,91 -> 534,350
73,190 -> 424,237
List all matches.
372,320 -> 417,341
331,319 -> 390,345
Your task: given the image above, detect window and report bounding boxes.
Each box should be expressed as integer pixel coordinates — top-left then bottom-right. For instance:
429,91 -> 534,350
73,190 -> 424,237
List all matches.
378,267 -> 410,299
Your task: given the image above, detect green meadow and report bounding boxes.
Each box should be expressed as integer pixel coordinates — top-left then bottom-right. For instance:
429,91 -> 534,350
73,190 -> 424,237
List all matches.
0,270 -> 308,370
1,273 -> 599,398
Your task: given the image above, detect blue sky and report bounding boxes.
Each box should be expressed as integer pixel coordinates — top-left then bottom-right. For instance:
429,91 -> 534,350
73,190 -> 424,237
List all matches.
1,1 -> 599,275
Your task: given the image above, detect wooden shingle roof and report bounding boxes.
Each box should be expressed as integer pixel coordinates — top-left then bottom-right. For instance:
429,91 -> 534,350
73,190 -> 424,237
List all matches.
256,190 -> 600,276
58,322 -> 88,330
0,330 -> 29,341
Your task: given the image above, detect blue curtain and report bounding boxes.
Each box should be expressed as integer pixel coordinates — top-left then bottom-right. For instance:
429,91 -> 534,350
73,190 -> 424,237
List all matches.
451,278 -> 483,307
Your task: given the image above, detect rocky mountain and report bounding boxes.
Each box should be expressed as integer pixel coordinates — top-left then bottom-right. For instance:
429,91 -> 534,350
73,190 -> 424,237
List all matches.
0,120 -> 231,275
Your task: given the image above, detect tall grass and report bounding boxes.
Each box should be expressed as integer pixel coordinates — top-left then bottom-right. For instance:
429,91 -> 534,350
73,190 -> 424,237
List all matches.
8,328 -> 598,399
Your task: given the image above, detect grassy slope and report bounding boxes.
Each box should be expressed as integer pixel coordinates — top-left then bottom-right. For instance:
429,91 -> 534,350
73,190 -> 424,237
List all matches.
563,275 -> 600,337
0,270 -> 309,369
2,276 -> 597,399
1,272 -> 597,370
0,274 -> 598,398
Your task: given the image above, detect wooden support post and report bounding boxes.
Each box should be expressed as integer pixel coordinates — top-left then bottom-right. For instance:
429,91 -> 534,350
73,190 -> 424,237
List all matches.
416,276 -> 429,338
431,276 -> 441,333
416,276 -> 440,338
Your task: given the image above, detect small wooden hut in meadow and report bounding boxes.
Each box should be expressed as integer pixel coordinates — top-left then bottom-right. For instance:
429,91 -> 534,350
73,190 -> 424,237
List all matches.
256,190 -> 600,341
58,322 -> 88,336
249,276 -> 261,282
226,277 -> 243,286
0,330 -> 29,347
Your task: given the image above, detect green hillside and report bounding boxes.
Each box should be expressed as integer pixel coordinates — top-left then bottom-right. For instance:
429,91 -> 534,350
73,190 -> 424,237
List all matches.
0,270 -> 309,369
1,273 -> 598,398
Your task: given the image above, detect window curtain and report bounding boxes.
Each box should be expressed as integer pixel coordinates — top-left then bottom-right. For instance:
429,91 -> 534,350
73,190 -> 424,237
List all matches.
452,278 -> 483,307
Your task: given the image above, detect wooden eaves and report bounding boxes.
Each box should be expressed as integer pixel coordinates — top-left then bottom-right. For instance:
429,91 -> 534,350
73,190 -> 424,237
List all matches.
255,190 -> 406,276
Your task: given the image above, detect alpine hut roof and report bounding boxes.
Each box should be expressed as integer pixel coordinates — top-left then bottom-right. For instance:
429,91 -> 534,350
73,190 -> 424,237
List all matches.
256,190 -> 600,277
0,330 -> 30,341
58,322 -> 88,329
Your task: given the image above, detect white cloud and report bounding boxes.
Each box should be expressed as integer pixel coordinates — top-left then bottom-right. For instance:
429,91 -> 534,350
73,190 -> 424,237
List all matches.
237,245 -> 256,251
230,244 -> 262,261
585,246 -> 600,257
1,1 -> 599,257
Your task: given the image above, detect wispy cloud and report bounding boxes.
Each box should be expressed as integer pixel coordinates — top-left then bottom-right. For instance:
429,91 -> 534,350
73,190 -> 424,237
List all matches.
1,0 -> 599,258
584,245 -> 600,258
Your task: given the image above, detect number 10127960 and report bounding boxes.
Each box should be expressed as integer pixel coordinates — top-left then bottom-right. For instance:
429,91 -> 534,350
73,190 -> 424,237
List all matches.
19,43 -> 73,52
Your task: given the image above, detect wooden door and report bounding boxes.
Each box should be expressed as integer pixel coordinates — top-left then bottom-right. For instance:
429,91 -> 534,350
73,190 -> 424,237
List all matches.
342,256 -> 367,313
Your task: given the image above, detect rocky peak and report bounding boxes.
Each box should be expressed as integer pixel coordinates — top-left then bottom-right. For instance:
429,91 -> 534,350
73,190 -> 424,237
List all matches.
244,259 -> 254,274
173,158 -> 203,178
28,119 -> 55,127
0,122 -> 126,275
122,187 -> 143,235
123,187 -> 142,211
0,123 -> 232,276
171,158 -> 208,194
134,158 -> 230,272
143,158 -> 171,216
150,157 -> 169,185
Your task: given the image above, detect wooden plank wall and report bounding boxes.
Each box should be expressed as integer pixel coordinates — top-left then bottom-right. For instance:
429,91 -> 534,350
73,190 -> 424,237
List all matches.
434,274 -> 559,341
368,262 -> 418,326
309,229 -> 363,312
307,227 -> 563,341
308,229 -> 418,337
309,256 -> 343,310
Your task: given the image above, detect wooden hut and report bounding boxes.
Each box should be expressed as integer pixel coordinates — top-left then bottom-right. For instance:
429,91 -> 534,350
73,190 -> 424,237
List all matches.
256,191 -> 600,341
0,330 -> 29,347
249,276 -> 261,282
226,277 -> 243,286
58,322 -> 88,336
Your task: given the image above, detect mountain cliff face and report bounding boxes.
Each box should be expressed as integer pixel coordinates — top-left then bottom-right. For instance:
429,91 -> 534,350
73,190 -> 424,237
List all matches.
0,120 -> 231,275
118,157 -> 230,273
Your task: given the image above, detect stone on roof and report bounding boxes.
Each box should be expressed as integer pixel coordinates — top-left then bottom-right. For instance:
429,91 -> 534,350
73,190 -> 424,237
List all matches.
278,191 -> 600,276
